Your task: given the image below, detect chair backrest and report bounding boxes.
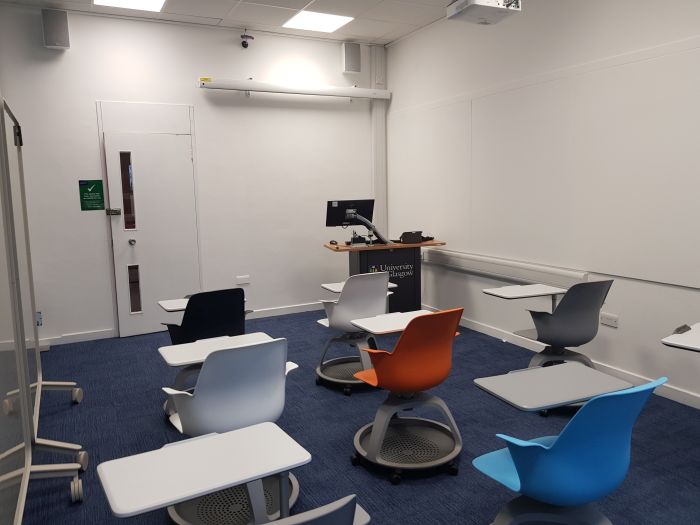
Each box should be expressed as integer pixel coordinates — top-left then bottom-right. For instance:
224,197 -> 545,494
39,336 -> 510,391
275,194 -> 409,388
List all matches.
179,338 -> 288,436
536,280 -> 613,347
329,272 -> 389,332
180,288 -> 245,344
518,377 -> 667,507
274,495 -> 368,525
376,308 -> 463,392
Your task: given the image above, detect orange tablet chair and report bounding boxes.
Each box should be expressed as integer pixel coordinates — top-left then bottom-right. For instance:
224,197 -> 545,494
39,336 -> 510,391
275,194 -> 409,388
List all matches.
351,308 -> 464,484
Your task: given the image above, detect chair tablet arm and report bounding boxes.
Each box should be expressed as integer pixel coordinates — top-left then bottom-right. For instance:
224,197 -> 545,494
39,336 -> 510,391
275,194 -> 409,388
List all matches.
496,434 -> 551,450
162,387 -> 193,398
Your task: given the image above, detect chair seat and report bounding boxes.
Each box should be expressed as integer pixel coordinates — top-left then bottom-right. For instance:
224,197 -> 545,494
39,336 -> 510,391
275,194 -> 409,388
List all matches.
472,436 -> 558,493
354,368 -> 378,387
317,318 -> 330,328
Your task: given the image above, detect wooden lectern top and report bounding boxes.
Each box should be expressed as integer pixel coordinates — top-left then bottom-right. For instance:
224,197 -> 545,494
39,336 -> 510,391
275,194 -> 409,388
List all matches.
323,240 -> 446,253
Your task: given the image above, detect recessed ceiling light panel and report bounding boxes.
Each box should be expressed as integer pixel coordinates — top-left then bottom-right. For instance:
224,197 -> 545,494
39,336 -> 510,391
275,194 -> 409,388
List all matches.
93,0 -> 166,12
283,11 -> 353,33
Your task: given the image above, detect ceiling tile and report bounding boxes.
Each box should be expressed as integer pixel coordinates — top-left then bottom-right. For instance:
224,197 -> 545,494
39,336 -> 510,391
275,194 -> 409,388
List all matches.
306,0 -> 382,18
163,0 -> 237,18
398,0 -> 452,6
336,17 -> 408,39
380,23 -> 419,43
362,0 -> 444,26
6,0 -> 92,8
224,2 -> 297,27
243,0 -> 308,9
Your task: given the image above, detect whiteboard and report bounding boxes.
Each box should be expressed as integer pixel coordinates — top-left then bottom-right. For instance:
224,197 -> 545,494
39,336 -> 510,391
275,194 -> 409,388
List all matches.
469,46 -> 700,288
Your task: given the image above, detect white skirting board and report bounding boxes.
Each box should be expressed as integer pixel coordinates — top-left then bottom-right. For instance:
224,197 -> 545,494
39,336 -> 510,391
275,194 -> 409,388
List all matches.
423,304 -> 700,410
3,303 -> 325,351
245,301 -> 323,320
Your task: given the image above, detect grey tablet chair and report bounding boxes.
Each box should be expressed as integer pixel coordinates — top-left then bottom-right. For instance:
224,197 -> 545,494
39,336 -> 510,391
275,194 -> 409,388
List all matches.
275,495 -> 370,525
162,338 -> 296,436
162,338 -> 302,524
516,280 -> 613,368
316,272 -> 390,395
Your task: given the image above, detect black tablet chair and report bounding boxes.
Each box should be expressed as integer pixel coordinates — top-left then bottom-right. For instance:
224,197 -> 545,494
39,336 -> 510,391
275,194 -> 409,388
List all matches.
515,280 -> 613,368
165,288 -> 245,345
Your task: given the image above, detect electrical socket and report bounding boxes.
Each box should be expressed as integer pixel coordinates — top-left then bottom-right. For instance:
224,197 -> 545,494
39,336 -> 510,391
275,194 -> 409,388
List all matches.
36,311 -> 43,327
600,312 -> 618,329
236,275 -> 251,285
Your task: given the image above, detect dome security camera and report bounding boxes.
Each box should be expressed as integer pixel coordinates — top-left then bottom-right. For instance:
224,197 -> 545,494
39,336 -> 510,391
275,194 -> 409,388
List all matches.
241,32 -> 254,49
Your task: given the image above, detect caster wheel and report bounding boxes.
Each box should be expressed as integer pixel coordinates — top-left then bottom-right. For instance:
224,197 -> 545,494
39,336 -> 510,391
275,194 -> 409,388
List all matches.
2,398 -> 15,416
351,454 -> 361,467
447,464 -> 459,476
539,410 -> 549,417
390,473 -> 402,485
76,451 -> 89,471
315,377 -> 322,386
343,387 -> 352,396
70,479 -> 84,503
71,388 -> 84,404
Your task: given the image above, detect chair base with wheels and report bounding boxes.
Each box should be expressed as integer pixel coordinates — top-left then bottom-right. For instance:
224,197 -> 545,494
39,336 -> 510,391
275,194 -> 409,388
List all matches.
168,472 -> 300,525
487,495 -> 612,525
315,330 -> 377,396
351,392 -> 462,484
514,330 -> 595,368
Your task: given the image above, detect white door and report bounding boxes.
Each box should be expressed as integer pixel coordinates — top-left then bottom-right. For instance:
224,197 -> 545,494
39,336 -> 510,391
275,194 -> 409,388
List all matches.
104,132 -> 201,337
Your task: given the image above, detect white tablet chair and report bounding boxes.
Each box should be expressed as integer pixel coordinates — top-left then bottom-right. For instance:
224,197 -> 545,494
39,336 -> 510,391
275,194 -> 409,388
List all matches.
316,272 -> 390,395
275,495 -> 370,525
162,338 -> 303,523
162,338 -> 297,436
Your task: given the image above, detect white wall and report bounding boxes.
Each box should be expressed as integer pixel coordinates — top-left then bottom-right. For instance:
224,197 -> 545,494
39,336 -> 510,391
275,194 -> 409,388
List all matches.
0,5 -> 380,345
387,0 -> 700,406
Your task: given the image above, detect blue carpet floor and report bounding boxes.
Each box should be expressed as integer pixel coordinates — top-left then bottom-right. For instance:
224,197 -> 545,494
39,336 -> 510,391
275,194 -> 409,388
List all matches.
22,310 -> 700,524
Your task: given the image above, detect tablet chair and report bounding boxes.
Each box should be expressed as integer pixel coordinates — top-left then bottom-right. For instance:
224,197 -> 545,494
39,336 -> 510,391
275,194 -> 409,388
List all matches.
316,272 -> 390,395
516,280 -> 613,368
165,288 -> 245,345
352,308 -> 464,484
472,377 -> 666,525
162,338 -> 302,524
275,494 -> 370,525
162,338 -> 294,436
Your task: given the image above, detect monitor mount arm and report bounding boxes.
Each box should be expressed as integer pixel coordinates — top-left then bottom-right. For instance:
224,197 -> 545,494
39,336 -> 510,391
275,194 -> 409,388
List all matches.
345,211 -> 389,244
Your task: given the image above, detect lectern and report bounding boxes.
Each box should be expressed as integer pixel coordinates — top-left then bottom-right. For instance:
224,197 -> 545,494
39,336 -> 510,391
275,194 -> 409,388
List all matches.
324,240 -> 446,312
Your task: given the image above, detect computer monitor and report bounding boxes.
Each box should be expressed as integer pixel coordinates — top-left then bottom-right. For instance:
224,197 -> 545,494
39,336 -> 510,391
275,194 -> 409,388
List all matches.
326,199 -> 374,227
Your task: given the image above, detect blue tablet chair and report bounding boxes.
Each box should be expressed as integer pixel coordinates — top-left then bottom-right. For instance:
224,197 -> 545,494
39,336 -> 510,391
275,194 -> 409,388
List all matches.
472,377 -> 667,525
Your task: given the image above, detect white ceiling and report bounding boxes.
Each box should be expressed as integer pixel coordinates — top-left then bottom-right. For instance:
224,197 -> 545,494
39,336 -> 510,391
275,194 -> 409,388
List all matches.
2,0 -> 454,45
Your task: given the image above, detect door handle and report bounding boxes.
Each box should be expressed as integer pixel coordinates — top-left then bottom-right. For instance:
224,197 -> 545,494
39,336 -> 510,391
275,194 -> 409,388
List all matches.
128,239 -> 136,246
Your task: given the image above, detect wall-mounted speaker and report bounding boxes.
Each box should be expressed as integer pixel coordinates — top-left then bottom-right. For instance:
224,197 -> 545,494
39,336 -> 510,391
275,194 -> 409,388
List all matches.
342,42 -> 361,74
42,9 -> 70,50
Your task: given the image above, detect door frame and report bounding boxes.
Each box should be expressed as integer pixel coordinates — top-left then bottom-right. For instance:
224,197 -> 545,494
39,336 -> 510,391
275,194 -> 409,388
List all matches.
96,101 -> 202,337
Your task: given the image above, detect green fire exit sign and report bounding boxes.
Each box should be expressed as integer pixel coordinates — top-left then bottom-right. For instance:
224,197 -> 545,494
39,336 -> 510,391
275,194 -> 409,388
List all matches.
78,180 -> 104,211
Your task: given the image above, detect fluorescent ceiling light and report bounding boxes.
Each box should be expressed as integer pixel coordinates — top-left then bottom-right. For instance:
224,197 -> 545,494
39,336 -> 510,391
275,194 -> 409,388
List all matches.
283,11 -> 353,33
93,0 -> 166,12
